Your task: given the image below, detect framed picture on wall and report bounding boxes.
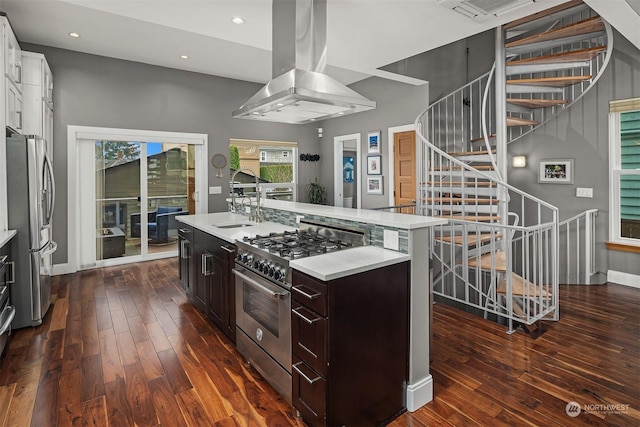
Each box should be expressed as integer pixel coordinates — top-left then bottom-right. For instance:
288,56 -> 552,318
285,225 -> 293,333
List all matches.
367,155 -> 382,175
538,159 -> 574,184
367,131 -> 381,153
367,177 -> 384,195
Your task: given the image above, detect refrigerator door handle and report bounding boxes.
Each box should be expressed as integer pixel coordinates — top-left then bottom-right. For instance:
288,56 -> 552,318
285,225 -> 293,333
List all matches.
41,241 -> 57,256
43,152 -> 55,227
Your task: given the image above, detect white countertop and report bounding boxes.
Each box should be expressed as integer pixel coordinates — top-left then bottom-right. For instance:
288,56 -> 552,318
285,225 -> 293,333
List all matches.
177,212 -> 295,243
261,199 -> 447,230
290,245 -> 410,281
0,230 -> 17,248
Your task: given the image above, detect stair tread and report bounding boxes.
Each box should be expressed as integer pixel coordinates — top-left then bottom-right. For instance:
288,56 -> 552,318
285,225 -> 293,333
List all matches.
504,0 -> 585,30
425,197 -> 499,204
425,181 -> 497,187
431,165 -> 494,171
470,134 -> 496,143
507,98 -> 568,109
507,46 -> 606,67
507,76 -> 592,87
505,16 -> 604,49
436,233 -> 502,246
449,149 -> 496,156
498,273 -> 551,298
468,250 -> 508,272
507,117 -> 539,126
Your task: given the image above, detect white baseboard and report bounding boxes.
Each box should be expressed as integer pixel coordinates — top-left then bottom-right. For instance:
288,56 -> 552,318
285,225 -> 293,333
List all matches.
607,270 -> 640,289
406,375 -> 433,412
52,263 -> 74,276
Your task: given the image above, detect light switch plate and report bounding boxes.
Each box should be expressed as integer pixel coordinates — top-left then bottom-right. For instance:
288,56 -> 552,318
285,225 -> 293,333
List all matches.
209,186 -> 222,195
576,187 -> 593,198
383,229 -> 399,251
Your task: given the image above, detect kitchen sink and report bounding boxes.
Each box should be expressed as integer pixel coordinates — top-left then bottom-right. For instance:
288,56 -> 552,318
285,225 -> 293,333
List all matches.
213,221 -> 255,229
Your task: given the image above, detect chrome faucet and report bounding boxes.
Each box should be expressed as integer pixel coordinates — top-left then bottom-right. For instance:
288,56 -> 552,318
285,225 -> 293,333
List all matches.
230,167 -> 263,222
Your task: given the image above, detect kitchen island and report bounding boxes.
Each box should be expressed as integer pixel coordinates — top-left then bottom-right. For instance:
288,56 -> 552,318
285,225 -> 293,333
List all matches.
177,201 -> 447,418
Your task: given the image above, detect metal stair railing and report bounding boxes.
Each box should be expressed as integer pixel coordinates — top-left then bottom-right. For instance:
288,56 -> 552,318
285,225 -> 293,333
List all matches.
559,209 -> 599,284
505,10 -> 614,144
415,69 -> 560,331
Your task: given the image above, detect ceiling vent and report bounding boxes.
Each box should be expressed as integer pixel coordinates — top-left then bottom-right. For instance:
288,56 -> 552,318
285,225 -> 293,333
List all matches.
232,0 -> 375,125
437,0 -> 537,21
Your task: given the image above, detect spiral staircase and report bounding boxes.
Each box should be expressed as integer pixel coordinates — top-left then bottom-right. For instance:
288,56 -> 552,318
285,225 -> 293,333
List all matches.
416,0 -> 613,333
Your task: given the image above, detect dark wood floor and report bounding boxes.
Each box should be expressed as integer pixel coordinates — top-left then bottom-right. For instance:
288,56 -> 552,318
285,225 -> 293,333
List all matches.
0,259 -> 637,426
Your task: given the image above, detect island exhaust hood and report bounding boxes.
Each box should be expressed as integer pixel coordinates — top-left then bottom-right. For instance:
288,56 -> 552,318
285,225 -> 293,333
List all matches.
232,0 -> 376,125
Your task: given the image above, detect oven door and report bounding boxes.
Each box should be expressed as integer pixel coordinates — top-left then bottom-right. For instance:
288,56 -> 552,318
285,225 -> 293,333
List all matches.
233,266 -> 291,371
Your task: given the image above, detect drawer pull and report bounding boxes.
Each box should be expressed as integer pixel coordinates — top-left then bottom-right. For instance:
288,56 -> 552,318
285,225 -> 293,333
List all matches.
292,307 -> 320,324
179,228 -> 192,234
292,362 -> 321,385
291,285 -> 320,300
221,245 -> 236,254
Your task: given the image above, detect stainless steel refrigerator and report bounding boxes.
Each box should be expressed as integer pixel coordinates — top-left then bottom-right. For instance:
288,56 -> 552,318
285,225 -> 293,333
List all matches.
6,134 -> 57,329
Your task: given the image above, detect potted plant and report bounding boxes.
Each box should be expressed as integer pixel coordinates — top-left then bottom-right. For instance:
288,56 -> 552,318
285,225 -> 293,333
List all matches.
305,178 -> 327,204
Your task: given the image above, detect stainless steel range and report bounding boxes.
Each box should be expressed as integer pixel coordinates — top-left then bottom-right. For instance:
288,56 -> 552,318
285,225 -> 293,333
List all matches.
233,219 -> 364,402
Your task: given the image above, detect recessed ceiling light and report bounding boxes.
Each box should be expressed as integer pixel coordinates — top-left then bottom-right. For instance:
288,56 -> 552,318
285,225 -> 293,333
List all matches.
180,55 -> 189,59
68,32 -> 80,38
232,17 -> 245,25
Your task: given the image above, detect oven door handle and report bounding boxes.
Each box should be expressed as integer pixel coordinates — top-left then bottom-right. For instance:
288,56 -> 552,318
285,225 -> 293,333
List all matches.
0,305 -> 16,335
232,269 -> 288,300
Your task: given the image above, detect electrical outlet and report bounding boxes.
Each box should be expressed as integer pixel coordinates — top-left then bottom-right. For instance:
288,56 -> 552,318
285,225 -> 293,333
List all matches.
245,206 -> 251,214
296,215 -> 304,224
576,187 -> 593,198
209,186 -> 222,194
383,230 -> 399,251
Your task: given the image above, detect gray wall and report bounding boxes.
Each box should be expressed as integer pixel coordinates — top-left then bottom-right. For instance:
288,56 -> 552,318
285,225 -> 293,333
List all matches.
22,43 -> 321,264
507,30 -> 640,276
316,78 -> 429,209
381,29 -> 495,103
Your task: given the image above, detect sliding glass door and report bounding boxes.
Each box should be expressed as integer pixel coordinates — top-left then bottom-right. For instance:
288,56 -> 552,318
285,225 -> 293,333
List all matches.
72,127 -> 206,270
94,141 -> 194,261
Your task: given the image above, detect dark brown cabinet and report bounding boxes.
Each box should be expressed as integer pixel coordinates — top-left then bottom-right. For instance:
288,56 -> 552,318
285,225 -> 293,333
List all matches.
178,226 -> 236,343
292,261 -> 410,427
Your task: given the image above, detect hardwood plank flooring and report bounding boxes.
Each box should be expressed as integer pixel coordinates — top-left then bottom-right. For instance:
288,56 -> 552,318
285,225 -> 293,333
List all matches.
0,259 -> 637,426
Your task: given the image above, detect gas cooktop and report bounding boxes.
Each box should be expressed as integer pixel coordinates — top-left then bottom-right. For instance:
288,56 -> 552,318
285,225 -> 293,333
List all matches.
234,219 -> 366,287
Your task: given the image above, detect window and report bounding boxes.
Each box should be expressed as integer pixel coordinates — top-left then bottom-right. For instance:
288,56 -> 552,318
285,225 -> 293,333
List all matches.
230,139 -> 297,201
609,98 -> 640,247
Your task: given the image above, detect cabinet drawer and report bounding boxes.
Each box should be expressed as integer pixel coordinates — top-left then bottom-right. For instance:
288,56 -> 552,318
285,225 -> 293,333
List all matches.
292,302 -> 327,376
194,228 -> 231,258
292,358 -> 326,427
291,271 -> 327,316
178,224 -> 193,240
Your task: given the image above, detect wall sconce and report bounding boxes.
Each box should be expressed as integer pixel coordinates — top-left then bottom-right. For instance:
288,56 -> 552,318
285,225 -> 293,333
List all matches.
512,155 -> 527,168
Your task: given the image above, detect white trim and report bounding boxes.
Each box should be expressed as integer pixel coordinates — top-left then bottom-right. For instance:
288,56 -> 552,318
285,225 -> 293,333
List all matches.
608,111 -> 640,248
67,125 -> 208,273
406,375 -> 434,412
387,124 -> 416,207
607,270 -> 640,288
52,263 -> 73,276
333,133 -> 361,209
